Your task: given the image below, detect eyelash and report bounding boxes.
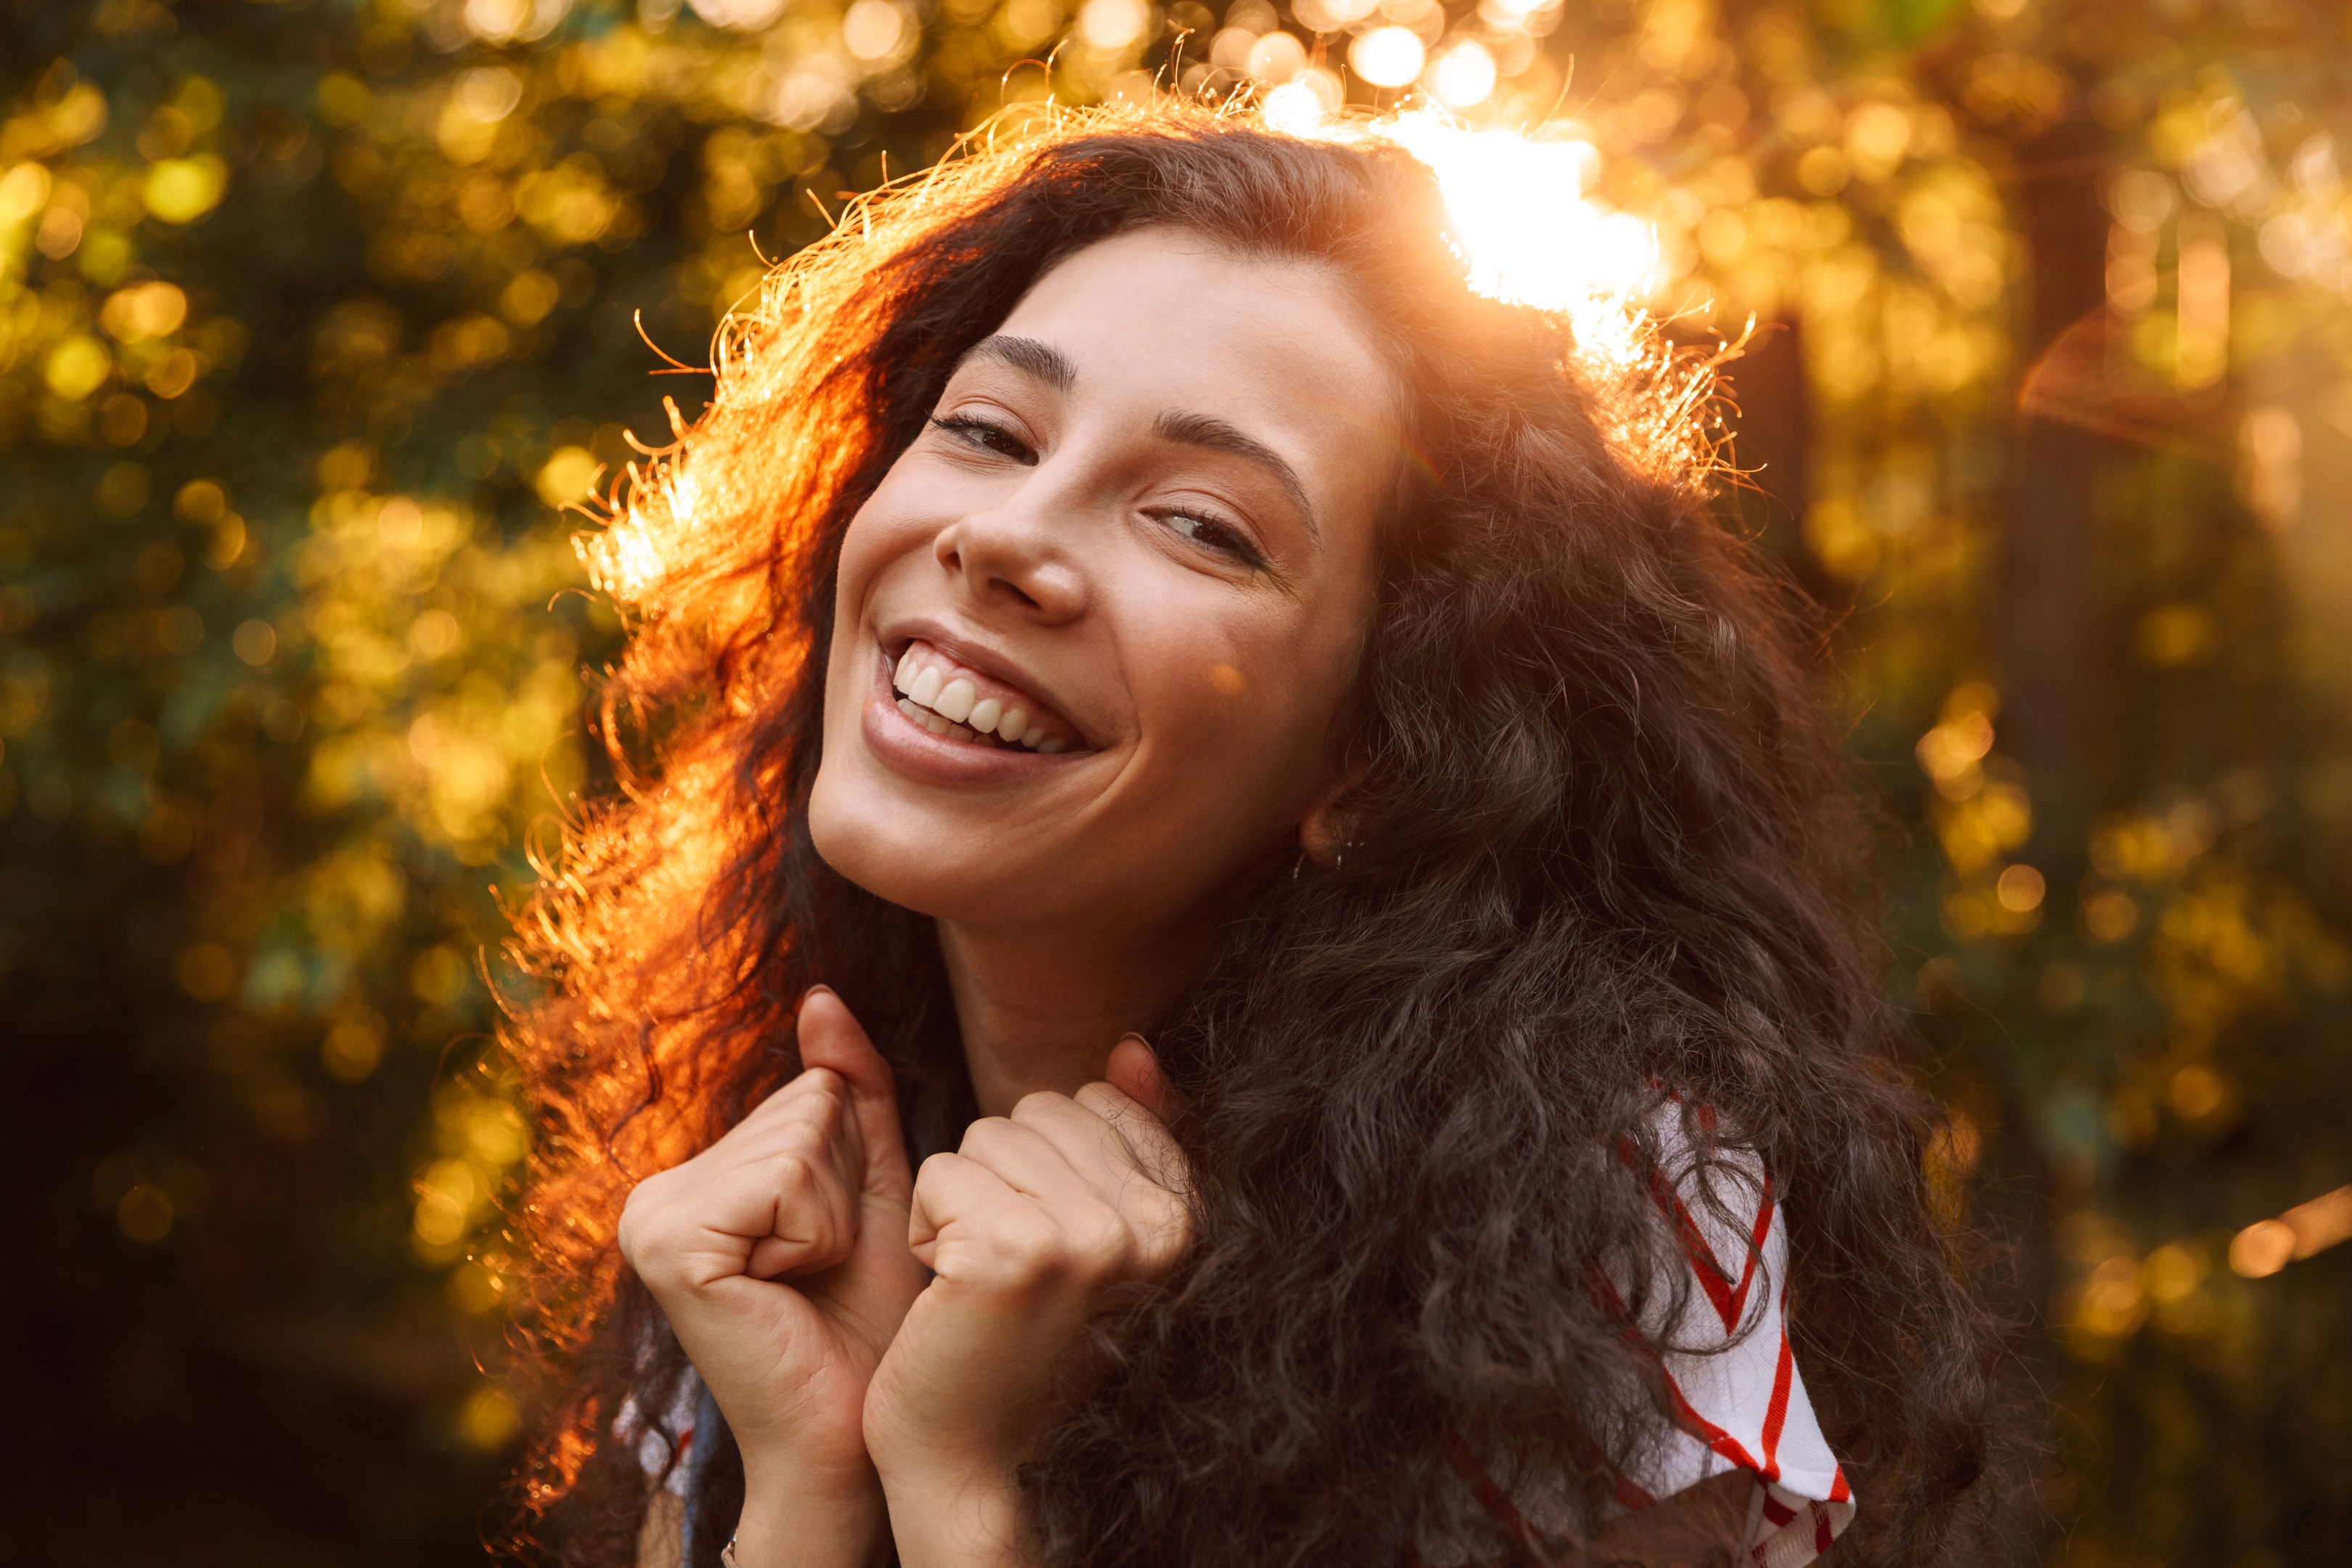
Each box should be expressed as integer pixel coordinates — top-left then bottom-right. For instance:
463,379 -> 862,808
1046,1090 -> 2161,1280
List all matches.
930,413 -> 1034,464
1149,507 -> 1267,571
927,414 -> 1270,572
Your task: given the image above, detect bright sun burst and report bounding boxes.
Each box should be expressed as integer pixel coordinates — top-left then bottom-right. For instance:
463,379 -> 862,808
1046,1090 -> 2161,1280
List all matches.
1267,105 -> 1665,371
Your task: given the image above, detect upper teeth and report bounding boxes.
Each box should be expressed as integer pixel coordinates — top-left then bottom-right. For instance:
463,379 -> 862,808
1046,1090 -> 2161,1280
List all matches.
892,645 -> 1066,753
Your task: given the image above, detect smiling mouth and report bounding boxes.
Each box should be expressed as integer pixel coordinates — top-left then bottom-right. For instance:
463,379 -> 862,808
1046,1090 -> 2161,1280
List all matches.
889,639 -> 1086,754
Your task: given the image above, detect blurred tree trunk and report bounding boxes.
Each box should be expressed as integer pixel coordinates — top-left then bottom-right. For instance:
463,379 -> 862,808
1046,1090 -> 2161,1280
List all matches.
1989,111 -> 2116,1566
1727,319 -> 1834,609
2004,116 -> 2114,857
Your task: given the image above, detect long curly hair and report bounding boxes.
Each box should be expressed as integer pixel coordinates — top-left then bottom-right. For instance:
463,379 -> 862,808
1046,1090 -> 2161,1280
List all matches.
501,103 -> 2006,1568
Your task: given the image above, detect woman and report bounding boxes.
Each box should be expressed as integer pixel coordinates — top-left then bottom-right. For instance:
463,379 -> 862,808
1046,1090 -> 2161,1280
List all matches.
505,105 -> 1998,1568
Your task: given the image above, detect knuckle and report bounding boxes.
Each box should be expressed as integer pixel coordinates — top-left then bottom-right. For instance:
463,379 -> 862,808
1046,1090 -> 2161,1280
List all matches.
912,1150 -> 958,1192
770,1149 -> 823,1202
985,1208 -> 1068,1276
788,1100 -> 836,1146
777,1116 -> 838,1169
616,1177 -> 664,1251
957,1116 -> 1016,1156
798,1213 -> 847,1266
617,1220 -> 677,1287
1011,1090 -> 1066,1121
1069,1210 -> 1133,1276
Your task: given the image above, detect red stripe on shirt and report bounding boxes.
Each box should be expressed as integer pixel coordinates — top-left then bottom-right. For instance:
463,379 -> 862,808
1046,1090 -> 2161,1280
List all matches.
1645,1167 -> 1775,1338
1757,1291 -> 1795,1479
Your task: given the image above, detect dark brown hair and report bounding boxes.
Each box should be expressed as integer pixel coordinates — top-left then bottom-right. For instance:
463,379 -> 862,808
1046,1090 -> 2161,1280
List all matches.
502,103 -> 2002,1567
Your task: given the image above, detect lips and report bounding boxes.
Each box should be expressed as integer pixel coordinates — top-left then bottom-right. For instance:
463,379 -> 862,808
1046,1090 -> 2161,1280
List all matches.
885,637 -> 1087,753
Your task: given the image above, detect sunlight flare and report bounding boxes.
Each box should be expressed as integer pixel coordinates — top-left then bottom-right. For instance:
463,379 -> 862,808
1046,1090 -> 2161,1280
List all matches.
1367,113 -> 1661,372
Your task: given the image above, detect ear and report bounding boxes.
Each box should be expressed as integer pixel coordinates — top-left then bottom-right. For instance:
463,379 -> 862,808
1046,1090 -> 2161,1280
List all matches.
1297,764 -> 1363,868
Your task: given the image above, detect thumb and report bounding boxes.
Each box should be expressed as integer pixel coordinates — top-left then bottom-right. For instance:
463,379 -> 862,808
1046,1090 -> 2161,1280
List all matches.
796,986 -> 911,1199
1106,1032 -> 1172,1121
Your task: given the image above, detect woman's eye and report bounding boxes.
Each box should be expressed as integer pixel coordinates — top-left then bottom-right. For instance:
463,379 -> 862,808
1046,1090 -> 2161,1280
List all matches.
929,415 -> 1034,464
1162,510 -> 1265,569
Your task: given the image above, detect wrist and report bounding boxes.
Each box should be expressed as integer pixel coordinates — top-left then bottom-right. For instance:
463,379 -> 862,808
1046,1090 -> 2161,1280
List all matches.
733,1463 -> 891,1568
738,1429 -> 875,1493
726,1397 -> 881,1506
874,1453 -> 1026,1568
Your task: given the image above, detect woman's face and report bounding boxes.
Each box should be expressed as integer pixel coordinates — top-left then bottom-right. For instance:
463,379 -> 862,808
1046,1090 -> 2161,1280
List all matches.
809,226 -> 1402,944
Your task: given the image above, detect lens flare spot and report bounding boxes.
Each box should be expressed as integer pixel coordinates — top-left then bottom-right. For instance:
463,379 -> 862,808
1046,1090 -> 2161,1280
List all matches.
1350,27 -> 1425,89
1429,41 -> 1498,109
460,1385 -> 523,1449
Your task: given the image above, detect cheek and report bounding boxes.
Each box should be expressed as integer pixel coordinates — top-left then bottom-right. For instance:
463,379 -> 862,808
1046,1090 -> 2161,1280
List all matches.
825,490 -> 923,692
833,486 -> 912,624
1123,613 -> 1352,833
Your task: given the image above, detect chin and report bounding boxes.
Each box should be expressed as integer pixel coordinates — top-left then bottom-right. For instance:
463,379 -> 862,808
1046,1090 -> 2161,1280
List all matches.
809,771 -> 912,908
807,767 -> 973,921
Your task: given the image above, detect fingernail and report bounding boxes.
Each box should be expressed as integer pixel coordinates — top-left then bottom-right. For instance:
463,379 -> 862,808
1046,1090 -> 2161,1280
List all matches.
797,984 -> 835,1012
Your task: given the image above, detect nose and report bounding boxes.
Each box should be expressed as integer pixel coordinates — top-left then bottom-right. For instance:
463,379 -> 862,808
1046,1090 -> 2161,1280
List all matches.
932,474 -> 1089,624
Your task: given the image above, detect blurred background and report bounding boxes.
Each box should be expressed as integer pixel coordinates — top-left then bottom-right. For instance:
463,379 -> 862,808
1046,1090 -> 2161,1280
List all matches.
4,0 -> 2349,1560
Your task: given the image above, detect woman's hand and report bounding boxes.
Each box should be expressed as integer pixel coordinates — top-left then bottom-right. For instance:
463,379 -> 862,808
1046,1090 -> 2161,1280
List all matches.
864,1036 -> 1191,1567
616,988 -> 929,1567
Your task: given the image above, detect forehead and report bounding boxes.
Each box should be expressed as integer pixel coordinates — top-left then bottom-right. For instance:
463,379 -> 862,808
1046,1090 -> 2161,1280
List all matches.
987,226 -> 1406,467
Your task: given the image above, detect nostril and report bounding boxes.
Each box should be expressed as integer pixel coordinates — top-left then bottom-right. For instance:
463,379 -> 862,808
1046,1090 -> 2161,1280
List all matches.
997,578 -> 1041,611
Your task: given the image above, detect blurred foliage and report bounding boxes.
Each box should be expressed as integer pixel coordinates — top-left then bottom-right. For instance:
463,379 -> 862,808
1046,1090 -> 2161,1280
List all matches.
4,0 -> 2351,1559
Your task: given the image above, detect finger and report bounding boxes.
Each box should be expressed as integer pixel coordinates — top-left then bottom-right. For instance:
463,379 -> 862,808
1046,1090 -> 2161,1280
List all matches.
730,1064 -> 846,1140
1095,1034 -> 1183,1186
671,1071 -> 847,1204
909,1148 -> 1132,1297
797,986 -> 912,1199
1106,1033 -> 1172,1119
1072,1078 -> 1189,1199
743,1079 -> 864,1278
959,1111 -> 1103,1205
1005,1092 -> 1163,1204
906,1150 -> 1024,1265
1012,1092 -> 1189,1278
719,1069 -> 864,1189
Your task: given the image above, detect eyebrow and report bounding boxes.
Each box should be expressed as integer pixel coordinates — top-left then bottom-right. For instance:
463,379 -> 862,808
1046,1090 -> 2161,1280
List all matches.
958,333 -> 1077,393
954,333 -> 1321,546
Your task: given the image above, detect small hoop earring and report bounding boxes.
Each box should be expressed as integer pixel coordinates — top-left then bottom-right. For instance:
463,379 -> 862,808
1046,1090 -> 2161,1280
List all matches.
1295,840 -> 1355,876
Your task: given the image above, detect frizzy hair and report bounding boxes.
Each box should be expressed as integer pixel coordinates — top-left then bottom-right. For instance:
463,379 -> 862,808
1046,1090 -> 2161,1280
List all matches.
500,103 -> 2004,1567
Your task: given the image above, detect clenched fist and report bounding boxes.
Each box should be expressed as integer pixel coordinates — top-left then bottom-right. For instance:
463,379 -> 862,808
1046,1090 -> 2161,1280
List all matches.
616,988 -> 929,1563
865,1034 -> 1193,1564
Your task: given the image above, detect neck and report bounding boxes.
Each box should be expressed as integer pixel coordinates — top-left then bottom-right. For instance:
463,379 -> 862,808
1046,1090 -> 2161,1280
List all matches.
936,916 -> 1208,1116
